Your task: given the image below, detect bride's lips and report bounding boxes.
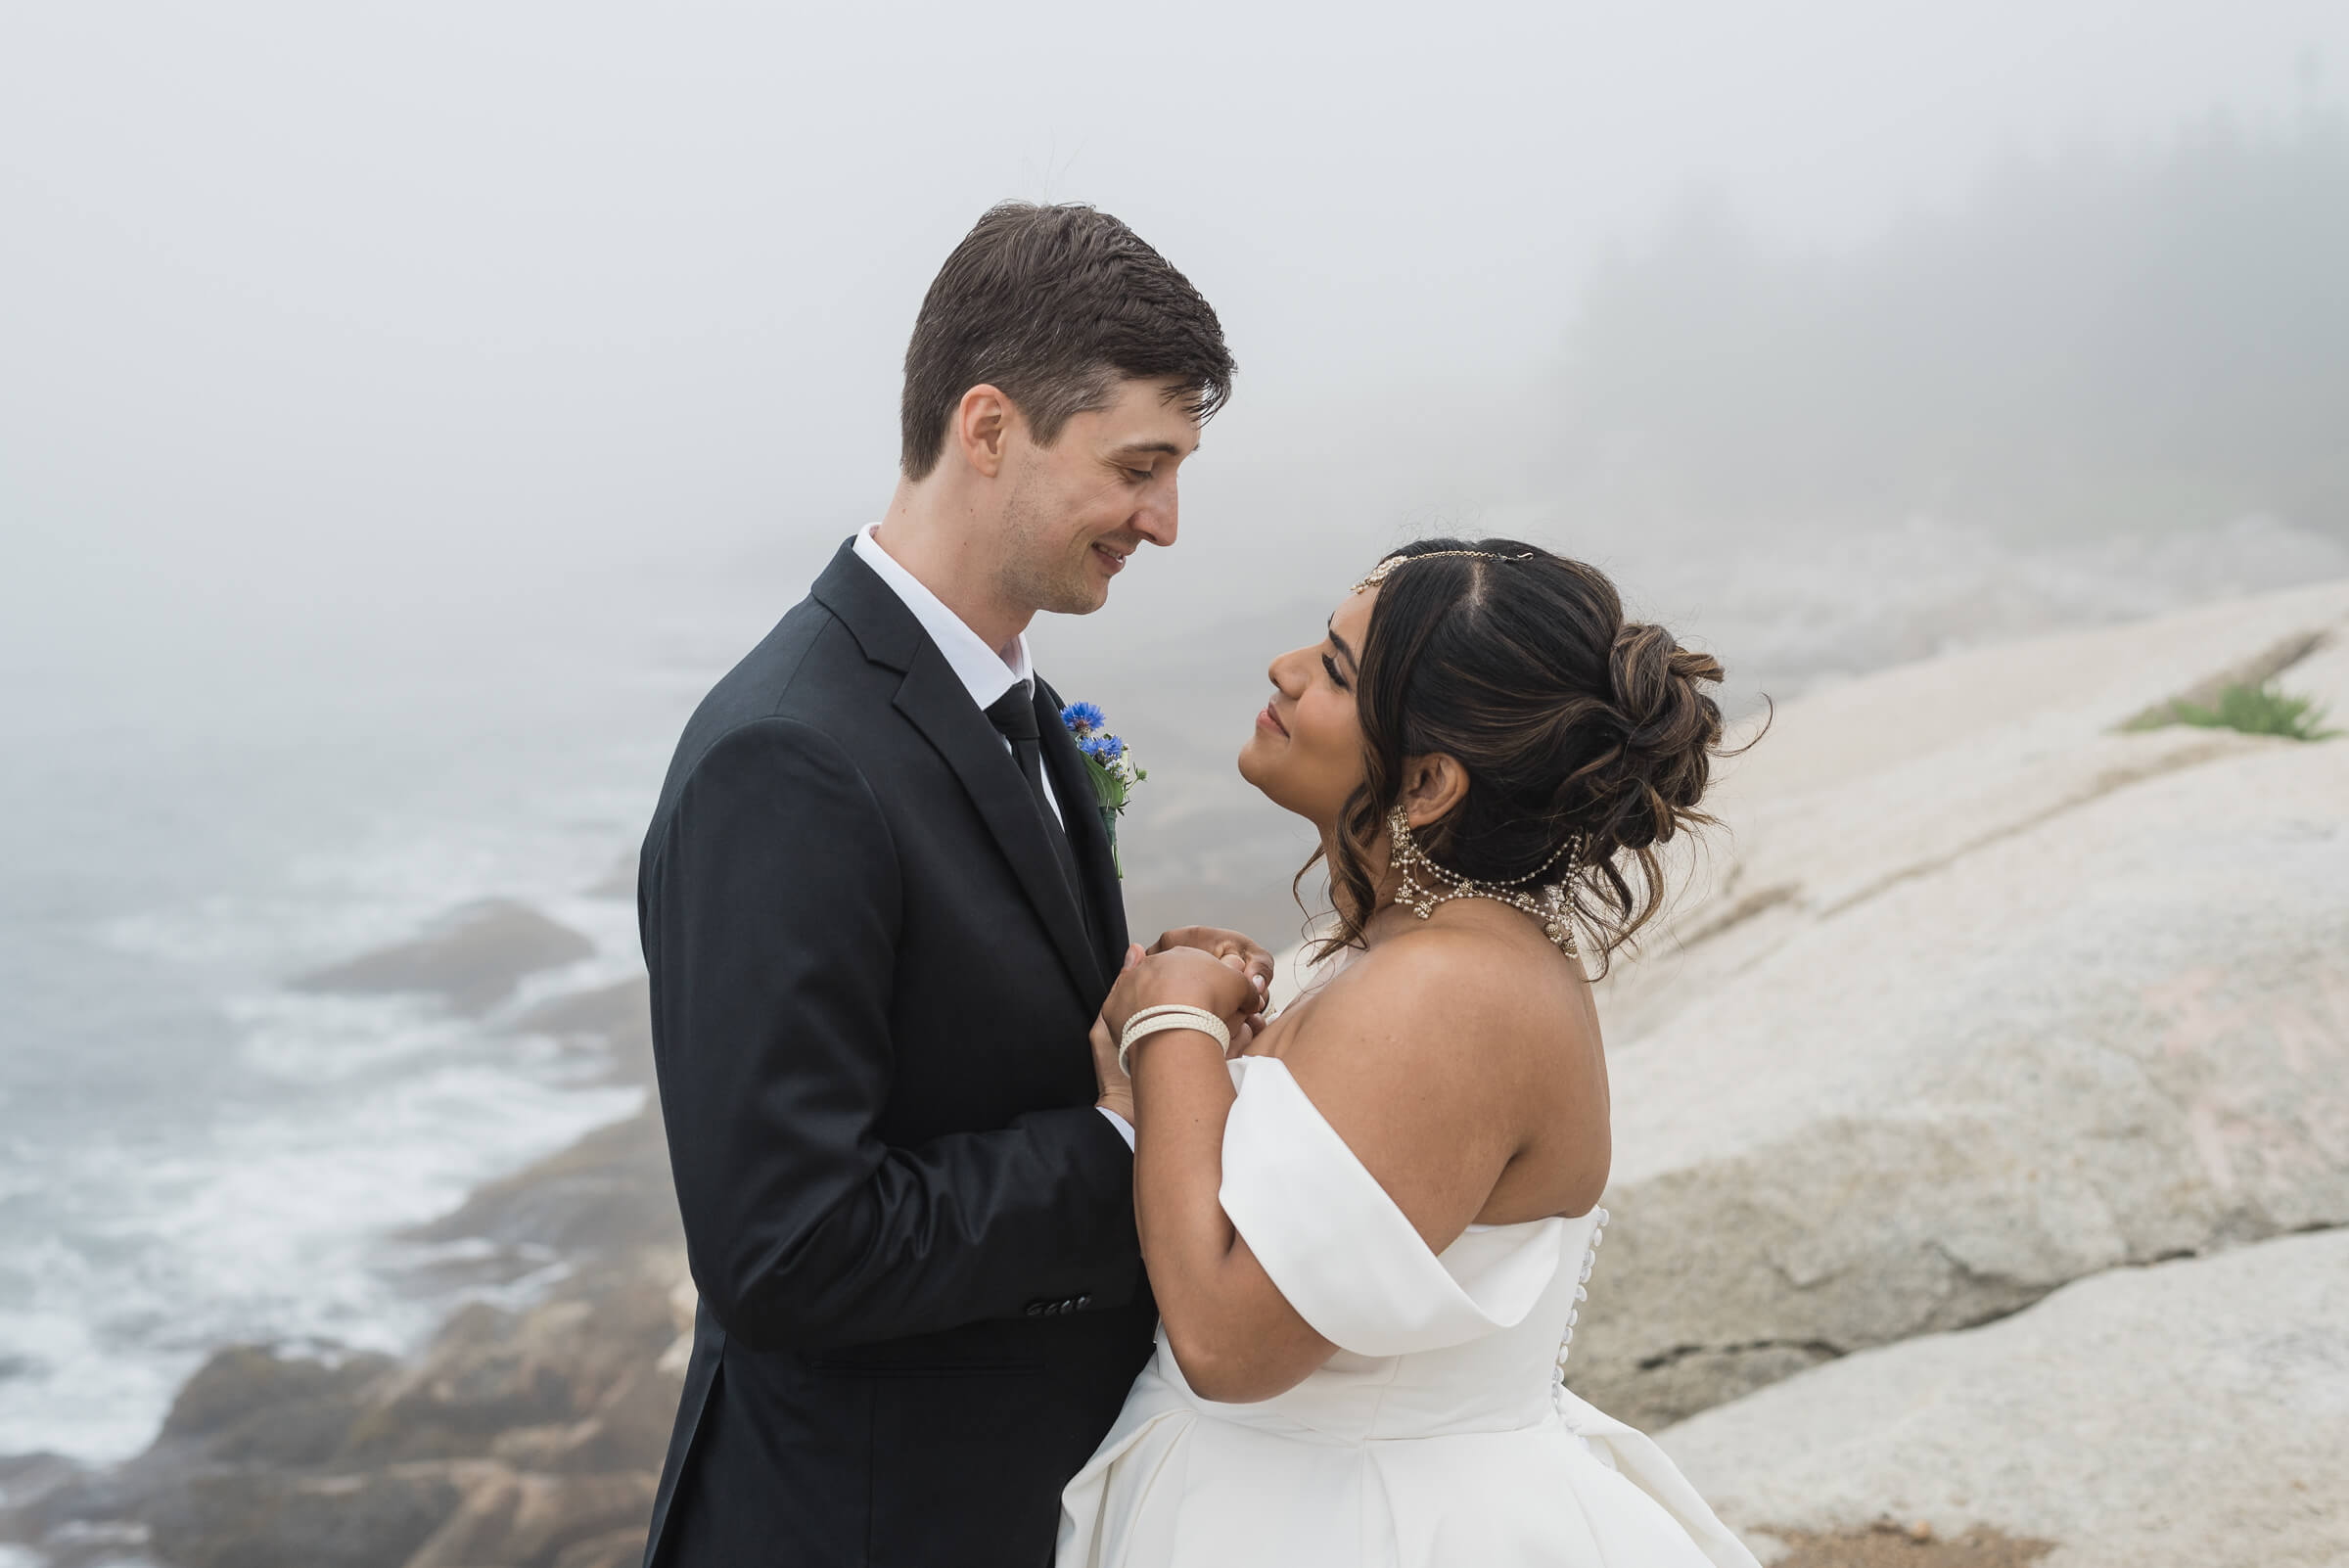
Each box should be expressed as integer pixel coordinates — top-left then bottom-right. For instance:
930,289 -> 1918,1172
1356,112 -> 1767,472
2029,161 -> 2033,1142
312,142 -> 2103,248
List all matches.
1256,701 -> 1289,738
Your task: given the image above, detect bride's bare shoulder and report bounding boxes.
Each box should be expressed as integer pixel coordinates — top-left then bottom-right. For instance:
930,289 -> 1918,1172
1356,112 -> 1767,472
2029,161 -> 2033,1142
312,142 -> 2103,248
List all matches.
1271,924 -> 1573,1075
1255,924 -> 1597,1242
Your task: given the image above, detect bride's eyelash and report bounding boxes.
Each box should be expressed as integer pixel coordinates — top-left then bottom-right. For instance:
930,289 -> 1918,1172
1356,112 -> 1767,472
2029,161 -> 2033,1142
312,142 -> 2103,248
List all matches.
1321,653 -> 1349,690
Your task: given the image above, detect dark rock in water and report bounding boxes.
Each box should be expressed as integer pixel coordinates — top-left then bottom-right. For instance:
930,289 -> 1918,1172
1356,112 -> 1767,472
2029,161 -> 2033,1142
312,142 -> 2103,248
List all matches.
507,977 -> 654,1085
400,1465 -> 656,1568
506,979 -> 645,1044
490,1356 -> 683,1477
403,1109 -> 676,1258
338,1260 -> 680,1468
141,1461 -> 466,1568
9,1053 -> 691,1565
7,1254 -> 688,1568
0,1447 -> 77,1492
335,1304 -> 577,1465
289,900 -> 594,1015
551,1525 -> 655,1568
0,1450 -> 85,1537
162,1344 -> 400,1466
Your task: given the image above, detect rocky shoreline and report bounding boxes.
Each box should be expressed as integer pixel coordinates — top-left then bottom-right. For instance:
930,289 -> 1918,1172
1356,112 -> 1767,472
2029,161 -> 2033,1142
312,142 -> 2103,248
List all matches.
6,579 -> 2347,1568
0,911 -> 693,1568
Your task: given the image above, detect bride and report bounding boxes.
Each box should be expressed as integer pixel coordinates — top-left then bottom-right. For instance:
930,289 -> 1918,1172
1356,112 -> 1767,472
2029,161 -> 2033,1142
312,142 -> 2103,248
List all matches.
1060,540 -> 1760,1567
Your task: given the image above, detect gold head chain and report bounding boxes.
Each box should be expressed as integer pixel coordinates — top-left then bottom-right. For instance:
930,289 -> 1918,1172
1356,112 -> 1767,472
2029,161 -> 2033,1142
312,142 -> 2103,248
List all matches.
1351,548 -> 1537,595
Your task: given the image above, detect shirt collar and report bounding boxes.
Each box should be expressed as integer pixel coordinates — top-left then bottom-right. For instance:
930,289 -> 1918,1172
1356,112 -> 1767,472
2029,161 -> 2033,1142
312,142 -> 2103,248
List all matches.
852,523 -> 1034,712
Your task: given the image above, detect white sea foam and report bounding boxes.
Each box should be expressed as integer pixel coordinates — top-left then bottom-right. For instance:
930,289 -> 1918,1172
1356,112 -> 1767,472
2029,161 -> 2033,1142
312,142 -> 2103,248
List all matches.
1,769 -> 658,1463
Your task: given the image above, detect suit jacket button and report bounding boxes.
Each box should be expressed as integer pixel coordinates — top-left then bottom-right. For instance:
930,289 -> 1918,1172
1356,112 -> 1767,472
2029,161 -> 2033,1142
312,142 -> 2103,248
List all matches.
1025,1302 -> 1044,1316
1078,1294 -> 1091,1309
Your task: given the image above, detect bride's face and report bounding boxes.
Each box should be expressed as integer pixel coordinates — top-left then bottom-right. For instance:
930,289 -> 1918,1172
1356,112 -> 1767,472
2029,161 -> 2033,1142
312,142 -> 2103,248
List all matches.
1238,587 -> 1377,828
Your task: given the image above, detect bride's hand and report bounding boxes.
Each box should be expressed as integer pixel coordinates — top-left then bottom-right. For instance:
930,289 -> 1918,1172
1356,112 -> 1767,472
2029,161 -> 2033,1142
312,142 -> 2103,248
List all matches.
1094,945 -> 1263,1118
1102,945 -> 1262,1047
1148,927 -> 1275,1006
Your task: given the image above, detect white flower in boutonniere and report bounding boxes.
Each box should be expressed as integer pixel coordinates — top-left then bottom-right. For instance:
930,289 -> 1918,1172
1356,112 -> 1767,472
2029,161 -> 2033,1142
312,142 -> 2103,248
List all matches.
1060,701 -> 1146,879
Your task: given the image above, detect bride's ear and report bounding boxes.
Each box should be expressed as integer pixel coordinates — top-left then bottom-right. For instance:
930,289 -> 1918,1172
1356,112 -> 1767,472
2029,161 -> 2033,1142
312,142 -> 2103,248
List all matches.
1397,754 -> 1469,829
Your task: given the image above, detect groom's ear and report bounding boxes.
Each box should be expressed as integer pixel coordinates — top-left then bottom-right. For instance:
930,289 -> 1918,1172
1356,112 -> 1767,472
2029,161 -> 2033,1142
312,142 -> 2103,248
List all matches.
951,384 -> 1014,479
1398,754 -> 1469,828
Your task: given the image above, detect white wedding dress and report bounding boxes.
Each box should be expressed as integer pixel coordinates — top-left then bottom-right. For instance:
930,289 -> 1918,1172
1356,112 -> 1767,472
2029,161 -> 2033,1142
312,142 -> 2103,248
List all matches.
1058,1054 -> 1758,1568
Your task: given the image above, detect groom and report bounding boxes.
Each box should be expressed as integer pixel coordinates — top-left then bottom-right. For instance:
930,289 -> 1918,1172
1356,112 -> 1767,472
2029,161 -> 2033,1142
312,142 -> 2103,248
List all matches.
636,203 -> 1267,1567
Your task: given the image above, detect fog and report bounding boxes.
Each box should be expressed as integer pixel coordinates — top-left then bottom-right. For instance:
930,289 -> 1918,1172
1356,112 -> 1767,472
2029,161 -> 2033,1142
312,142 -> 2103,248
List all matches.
7,1 -> 2348,698
6,0 -> 2349,924
6,0 -> 2349,1475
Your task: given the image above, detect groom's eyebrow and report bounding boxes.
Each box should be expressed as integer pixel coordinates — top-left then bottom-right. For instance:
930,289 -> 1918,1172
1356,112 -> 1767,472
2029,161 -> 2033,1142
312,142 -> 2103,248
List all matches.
1109,438 -> 1197,460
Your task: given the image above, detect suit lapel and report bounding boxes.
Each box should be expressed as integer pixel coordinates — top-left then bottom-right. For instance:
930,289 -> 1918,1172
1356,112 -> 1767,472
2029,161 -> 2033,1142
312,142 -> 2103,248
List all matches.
812,540 -> 1112,1000
1035,680 -> 1131,970
892,649 -> 1107,1001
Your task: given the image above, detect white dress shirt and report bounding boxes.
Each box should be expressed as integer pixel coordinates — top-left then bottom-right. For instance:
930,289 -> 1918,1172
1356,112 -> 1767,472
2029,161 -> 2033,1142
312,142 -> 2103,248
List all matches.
852,523 -> 1059,822
852,525 -> 1133,1150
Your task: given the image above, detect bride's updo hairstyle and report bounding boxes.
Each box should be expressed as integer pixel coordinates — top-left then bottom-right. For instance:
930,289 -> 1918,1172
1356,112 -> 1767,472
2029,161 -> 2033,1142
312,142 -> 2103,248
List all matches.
1311,537 -> 1738,973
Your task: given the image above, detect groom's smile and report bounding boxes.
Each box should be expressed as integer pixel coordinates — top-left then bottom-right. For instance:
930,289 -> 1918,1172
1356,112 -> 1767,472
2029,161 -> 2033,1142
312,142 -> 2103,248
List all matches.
997,374 -> 1203,617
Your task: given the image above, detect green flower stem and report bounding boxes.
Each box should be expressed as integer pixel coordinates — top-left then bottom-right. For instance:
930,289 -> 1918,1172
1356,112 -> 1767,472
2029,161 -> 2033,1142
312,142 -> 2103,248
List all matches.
1098,806 -> 1123,879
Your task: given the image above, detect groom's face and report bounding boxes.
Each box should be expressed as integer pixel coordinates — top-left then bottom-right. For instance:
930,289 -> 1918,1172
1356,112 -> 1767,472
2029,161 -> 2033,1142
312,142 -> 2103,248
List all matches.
996,376 -> 1201,617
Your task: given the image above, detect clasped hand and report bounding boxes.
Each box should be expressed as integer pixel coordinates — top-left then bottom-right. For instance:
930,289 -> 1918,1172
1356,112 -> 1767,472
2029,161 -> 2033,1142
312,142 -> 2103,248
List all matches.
1089,927 -> 1272,1123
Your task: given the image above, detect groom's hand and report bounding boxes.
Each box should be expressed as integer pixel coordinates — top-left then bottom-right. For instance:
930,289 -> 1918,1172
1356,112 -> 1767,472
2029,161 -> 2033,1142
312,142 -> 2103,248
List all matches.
1090,945 -> 1144,1126
1148,927 -> 1274,1014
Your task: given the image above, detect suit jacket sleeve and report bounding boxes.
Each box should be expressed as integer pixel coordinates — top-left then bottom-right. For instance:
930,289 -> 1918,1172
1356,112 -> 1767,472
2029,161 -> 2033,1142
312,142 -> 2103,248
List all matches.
642,715 -> 1140,1353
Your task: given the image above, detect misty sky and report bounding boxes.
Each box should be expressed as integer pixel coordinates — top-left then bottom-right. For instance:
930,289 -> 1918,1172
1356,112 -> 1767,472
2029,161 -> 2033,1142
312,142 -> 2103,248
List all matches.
6,1 -> 2346,693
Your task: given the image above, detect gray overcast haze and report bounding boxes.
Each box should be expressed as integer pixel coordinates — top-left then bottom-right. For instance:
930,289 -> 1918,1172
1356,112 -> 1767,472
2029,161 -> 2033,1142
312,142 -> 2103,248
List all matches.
4,0 -> 2346,705
4,2 -> 2349,1467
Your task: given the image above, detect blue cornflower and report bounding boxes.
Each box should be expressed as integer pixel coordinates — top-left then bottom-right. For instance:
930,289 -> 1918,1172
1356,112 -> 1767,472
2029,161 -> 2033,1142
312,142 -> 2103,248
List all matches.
1061,701 -> 1106,736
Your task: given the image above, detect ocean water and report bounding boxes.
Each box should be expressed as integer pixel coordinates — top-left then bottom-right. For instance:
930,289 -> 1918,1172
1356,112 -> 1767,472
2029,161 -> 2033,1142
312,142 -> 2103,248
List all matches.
1,514 -> 2339,1465
0,540 -> 806,1463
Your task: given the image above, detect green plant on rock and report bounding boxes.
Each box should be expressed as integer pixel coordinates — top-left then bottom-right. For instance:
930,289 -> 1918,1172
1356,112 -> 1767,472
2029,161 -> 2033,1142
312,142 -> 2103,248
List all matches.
2158,680 -> 2340,742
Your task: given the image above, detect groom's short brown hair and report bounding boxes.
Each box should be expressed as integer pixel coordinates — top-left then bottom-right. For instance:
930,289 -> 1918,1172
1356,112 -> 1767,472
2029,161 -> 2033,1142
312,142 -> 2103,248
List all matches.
899,203 -> 1234,481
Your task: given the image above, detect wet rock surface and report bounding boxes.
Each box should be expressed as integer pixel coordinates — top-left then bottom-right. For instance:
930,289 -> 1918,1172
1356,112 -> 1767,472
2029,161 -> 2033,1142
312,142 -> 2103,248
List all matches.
2,927 -> 687,1568
289,899 -> 596,1015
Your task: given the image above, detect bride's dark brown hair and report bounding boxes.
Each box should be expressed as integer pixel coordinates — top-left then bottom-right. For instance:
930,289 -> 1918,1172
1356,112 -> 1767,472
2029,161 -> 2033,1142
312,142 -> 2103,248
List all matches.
1300,537 -> 1744,974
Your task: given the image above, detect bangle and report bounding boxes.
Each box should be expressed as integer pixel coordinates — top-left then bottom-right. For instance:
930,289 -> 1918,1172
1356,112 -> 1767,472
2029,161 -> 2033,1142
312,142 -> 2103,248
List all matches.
1117,1004 -> 1231,1077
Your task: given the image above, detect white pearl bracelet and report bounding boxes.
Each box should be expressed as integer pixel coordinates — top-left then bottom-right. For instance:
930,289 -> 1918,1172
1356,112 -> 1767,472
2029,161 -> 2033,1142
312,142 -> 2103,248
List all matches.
1117,1004 -> 1231,1077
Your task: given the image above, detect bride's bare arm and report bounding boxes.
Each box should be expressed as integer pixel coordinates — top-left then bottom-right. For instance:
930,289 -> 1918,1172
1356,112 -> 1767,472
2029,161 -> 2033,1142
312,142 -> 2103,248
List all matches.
1115,934 -> 1563,1405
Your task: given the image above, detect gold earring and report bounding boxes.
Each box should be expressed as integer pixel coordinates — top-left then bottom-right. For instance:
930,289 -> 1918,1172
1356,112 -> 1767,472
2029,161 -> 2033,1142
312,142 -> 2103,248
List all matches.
1388,806 -> 1434,918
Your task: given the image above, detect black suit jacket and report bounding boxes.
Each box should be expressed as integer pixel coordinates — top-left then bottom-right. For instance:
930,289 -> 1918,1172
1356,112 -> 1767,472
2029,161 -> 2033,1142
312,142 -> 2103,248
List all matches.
636,542 -> 1155,1567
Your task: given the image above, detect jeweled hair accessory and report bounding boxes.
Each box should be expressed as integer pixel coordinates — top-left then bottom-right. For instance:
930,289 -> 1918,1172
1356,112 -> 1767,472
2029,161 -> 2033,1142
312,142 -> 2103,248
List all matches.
1352,548 -> 1537,595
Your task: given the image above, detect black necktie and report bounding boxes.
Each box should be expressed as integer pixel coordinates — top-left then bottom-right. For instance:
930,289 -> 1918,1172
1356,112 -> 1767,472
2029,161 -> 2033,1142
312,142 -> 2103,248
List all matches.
985,686 -> 1084,899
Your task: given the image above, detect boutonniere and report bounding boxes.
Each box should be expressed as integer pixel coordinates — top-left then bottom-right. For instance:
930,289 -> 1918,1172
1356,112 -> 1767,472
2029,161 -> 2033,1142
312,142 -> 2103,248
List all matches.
1060,701 -> 1146,879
